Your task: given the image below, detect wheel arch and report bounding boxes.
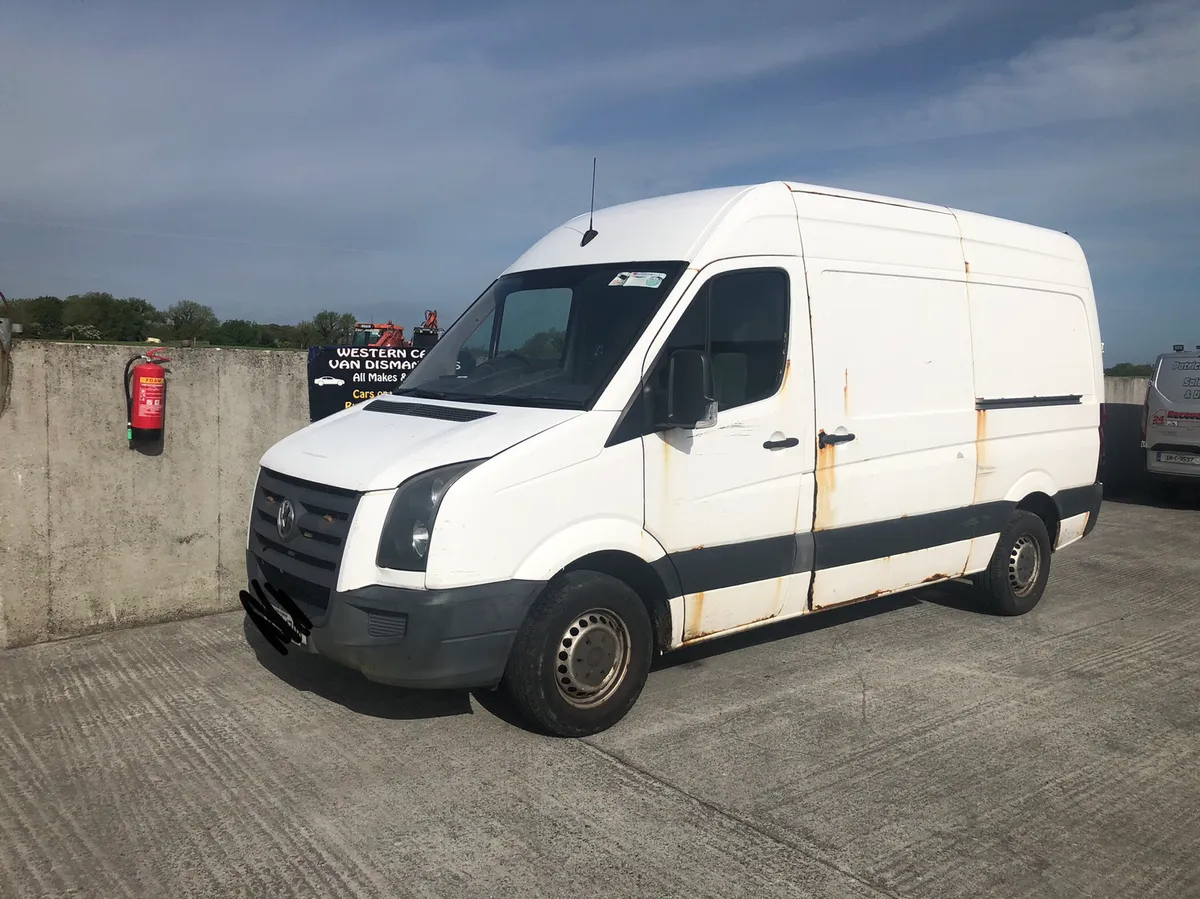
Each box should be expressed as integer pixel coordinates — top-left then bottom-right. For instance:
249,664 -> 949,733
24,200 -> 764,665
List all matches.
1001,472 -> 1062,549
557,550 -> 678,654
1015,491 -> 1061,549
512,521 -> 680,653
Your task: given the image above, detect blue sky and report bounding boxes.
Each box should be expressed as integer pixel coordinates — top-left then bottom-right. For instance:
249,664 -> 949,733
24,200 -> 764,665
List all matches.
1,0 -> 1197,364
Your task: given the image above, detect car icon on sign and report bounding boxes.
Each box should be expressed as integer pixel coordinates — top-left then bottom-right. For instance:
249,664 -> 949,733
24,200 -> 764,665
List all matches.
313,376 -> 345,387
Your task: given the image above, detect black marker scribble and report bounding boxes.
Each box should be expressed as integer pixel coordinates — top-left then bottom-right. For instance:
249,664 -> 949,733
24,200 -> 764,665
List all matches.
239,578 -> 313,655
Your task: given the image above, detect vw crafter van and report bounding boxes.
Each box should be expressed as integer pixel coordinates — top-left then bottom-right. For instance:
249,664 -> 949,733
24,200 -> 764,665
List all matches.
243,181 -> 1105,737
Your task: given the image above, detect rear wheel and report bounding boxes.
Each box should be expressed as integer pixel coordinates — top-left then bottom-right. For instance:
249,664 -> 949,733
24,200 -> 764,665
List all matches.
974,510 -> 1053,616
501,570 -> 653,737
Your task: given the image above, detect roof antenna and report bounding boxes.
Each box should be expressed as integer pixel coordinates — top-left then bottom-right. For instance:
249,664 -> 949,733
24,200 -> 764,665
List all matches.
580,156 -> 598,247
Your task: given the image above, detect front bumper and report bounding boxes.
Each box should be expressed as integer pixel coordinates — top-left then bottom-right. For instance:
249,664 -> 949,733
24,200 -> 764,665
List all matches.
244,550 -> 544,690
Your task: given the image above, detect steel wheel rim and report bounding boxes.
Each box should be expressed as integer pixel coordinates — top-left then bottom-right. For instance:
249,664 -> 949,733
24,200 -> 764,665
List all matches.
1008,534 -> 1041,597
553,608 -> 632,708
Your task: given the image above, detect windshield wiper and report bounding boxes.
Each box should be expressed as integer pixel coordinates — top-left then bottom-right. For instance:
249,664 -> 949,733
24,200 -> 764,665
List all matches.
444,393 -> 583,410
393,387 -> 448,400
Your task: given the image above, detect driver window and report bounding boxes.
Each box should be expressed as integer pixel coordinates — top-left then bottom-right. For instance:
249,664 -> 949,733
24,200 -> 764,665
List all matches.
496,288 -> 572,364
650,268 -> 789,413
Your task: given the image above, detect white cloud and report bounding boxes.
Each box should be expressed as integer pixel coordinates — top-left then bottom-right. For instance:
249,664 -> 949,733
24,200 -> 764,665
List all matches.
883,0 -> 1200,142
0,0 -> 1196,362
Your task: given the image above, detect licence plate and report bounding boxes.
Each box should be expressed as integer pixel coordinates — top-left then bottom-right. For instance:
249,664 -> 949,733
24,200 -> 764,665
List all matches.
269,599 -> 308,646
1157,451 -> 1200,466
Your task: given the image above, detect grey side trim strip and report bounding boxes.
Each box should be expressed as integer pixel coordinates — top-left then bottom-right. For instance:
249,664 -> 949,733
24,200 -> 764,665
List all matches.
975,394 -> 1082,410
654,533 -> 816,597
813,500 -> 1013,571
648,487 -> 1097,599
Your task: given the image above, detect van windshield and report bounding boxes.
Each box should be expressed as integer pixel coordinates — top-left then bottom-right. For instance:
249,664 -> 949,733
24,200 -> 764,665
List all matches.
395,261 -> 688,409
1154,355 -> 1200,404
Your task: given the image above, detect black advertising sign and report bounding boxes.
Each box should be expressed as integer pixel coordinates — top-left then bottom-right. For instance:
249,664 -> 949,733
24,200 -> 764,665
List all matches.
307,345 -> 429,422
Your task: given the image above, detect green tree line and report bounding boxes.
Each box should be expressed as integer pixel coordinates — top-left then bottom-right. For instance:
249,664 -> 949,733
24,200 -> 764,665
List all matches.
1103,362 -> 1154,377
6,292 -> 359,349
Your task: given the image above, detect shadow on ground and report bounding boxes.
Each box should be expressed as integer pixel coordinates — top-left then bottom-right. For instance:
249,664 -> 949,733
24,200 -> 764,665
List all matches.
242,578 -> 996,725
653,579 -> 990,671
242,615 -> 536,730
1102,481 -> 1200,512
241,616 -> 476,720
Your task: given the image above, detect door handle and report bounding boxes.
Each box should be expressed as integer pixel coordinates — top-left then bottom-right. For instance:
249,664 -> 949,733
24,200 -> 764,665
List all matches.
818,431 -> 856,448
763,436 -> 800,450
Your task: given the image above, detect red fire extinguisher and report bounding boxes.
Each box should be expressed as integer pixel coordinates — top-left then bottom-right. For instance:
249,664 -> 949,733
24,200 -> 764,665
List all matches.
124,348 -> 169,446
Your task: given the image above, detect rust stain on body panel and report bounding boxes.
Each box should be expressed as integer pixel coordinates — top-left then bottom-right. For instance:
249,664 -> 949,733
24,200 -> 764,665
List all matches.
972,408 -> 988,505
815,589 -> 885,612
683,606 -> 777,643
683,591 -> 705,641
814,432 -> 836,531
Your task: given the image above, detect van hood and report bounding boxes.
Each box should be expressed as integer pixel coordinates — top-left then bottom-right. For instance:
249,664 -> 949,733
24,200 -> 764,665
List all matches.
259,397 -> 581,493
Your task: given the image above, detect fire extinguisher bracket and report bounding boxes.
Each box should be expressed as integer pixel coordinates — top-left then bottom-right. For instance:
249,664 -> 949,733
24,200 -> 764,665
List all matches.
125,349 -> 170,449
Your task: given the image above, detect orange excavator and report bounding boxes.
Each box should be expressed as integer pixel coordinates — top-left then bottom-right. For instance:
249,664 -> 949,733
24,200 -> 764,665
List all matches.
350,310 -> 441,349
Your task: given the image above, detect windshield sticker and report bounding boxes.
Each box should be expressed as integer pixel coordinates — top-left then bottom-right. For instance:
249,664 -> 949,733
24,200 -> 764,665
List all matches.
609,271 -> 666,288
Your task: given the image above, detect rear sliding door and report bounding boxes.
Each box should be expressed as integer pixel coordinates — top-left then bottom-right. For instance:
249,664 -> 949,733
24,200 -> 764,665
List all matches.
791,190 -> 980,609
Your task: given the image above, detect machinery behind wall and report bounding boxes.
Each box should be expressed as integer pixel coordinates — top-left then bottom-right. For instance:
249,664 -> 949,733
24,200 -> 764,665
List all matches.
307,309 -> 443,422
350,310 -> 441,350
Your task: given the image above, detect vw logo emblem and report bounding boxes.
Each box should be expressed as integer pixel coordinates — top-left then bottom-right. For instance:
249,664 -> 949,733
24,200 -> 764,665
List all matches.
276,498 -> 296,541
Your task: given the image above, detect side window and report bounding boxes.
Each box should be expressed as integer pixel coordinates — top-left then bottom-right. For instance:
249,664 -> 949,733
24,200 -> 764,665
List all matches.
652,268 -> 789,413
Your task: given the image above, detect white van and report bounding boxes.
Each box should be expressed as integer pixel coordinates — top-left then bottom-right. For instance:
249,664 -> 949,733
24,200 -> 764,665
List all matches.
1141,345 -> 1200,487
242,180 -> 1105,737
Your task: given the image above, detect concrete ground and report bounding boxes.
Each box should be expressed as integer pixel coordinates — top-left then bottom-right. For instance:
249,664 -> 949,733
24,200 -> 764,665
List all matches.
2,497 -> 1198,899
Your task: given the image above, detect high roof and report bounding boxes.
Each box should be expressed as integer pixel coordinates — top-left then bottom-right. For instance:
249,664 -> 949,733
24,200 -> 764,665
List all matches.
502,179 -> 1083,279
502,183 -> 768,274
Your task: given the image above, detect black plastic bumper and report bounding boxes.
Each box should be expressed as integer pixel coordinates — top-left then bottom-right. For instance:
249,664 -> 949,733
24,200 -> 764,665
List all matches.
1081,481 -> 1103,538
245,550 -> 544,690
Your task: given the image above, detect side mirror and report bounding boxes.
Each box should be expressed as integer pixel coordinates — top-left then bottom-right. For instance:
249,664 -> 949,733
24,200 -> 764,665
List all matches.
660,349 -> 718,430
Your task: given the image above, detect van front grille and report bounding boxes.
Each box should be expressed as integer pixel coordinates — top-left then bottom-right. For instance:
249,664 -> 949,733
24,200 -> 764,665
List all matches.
248,467 -> 361,615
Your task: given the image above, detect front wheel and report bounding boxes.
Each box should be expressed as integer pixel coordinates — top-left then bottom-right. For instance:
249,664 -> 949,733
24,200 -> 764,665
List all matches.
974,510 -> 1053,616
501,570 -> 653,737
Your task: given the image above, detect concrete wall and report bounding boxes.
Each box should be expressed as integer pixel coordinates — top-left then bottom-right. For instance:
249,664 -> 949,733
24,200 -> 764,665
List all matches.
0,342 -> 309,649
1104,376 -> 1150,407
0,341 -> 1160,650
0,318 -> 12,421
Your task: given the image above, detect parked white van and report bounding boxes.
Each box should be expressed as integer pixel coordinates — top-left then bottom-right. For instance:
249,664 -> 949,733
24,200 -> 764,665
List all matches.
1141,345 -> 1200,488
241,180 -> 1105,737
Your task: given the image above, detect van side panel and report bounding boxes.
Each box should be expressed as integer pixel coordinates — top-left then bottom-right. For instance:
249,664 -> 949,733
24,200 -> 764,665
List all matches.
954,210 -> 1102,553
966,283 -> 1096,402
794,190 -> 981,609
962,282 -> 1099,511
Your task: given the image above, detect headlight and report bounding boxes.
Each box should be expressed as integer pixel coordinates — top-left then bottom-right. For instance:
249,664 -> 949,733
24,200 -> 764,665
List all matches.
375,460 -> 484,571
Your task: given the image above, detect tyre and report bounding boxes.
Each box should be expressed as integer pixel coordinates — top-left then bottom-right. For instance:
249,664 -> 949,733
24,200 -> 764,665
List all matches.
501,570 -> 654,738
974,510 -> 1053,616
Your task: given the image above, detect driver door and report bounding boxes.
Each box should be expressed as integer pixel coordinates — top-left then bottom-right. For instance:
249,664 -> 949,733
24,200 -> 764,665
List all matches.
640,257 -> 815,643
